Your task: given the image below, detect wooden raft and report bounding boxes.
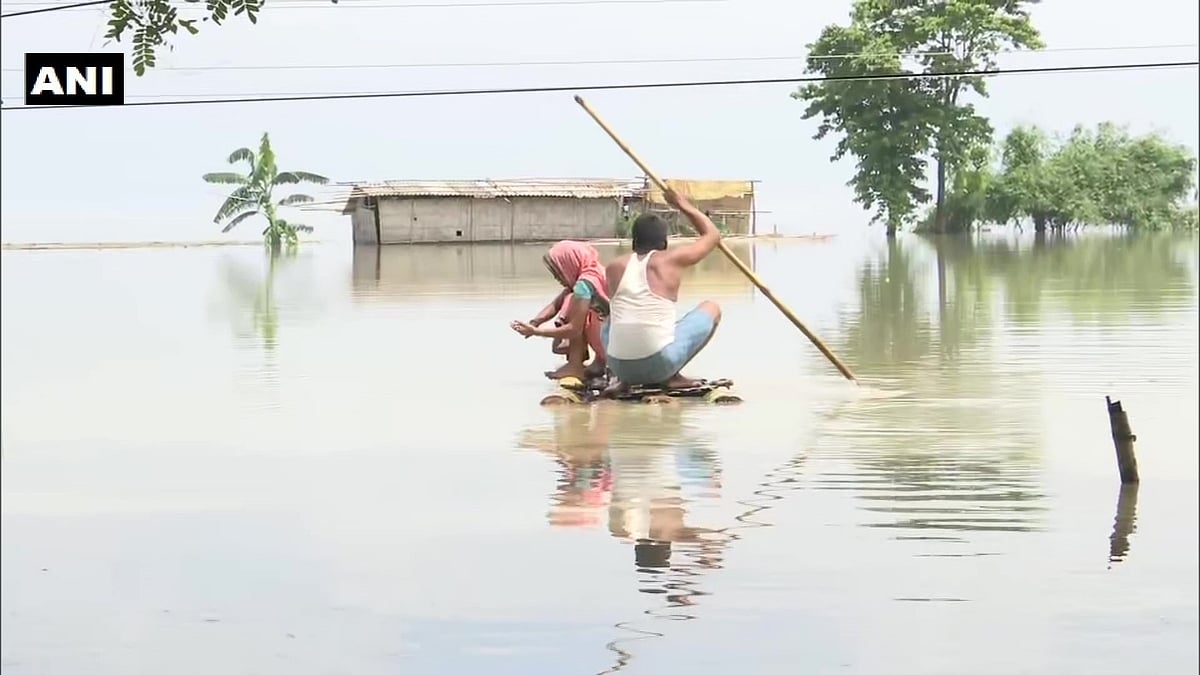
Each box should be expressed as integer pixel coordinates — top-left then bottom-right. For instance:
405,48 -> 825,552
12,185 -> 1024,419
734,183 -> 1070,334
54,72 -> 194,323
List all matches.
540,375 -> 742,406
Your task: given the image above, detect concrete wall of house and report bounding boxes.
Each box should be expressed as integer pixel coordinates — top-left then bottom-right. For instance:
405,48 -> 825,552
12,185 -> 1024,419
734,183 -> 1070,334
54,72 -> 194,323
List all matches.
368,196 -> 621,244
349,238 -> 758,302
349,205 -> 378,245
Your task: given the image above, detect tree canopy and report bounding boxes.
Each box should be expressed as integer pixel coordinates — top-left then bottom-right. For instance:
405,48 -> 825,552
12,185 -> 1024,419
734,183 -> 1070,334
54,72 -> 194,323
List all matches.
930,123 -> 1199,232
105,0 -> 264,76
794,0 -> 1044,235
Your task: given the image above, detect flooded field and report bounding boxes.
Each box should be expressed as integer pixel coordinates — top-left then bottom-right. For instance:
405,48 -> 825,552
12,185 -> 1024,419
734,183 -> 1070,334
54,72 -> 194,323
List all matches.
2,231 -> 1197,675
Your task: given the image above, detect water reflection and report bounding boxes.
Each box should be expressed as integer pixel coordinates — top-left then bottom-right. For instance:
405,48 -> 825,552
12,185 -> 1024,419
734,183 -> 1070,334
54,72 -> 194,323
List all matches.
214,251 -> 328,350
350,240 -> 758,301
821,233 -> 1196,544
213,252 -> 289,352
517,402 -> 729,673
821,235 -> 1047,542
841,237 -> 935,370
936,232 -> 1196,323
211,250 -> 328,353
2,232 -> 1195,673
1108,483 -> 1140,567
518,407 -> 613,529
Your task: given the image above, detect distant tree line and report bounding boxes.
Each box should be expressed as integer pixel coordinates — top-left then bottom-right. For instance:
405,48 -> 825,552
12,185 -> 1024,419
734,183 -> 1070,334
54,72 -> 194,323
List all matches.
794,0 -> 1198,236
930,123 -> 1199,233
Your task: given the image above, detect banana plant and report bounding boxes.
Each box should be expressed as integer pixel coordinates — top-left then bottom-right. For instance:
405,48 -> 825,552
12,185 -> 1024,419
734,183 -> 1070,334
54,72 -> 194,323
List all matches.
202,132 -> 329,252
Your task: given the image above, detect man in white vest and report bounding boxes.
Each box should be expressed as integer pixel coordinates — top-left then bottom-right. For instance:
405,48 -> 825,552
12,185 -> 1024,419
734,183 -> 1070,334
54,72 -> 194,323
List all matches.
601,189 -> 723,390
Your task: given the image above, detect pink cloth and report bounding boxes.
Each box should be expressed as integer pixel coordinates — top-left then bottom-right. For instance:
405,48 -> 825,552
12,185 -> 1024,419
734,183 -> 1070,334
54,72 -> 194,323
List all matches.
544,241 -> 608,362
544,241 -> 610,305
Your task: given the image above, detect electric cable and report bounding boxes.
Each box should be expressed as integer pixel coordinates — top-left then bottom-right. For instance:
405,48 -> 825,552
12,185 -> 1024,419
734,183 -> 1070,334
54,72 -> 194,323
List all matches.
3,43 -> 1195,73
1,0 -> 725,19
2,59 -> 1195,112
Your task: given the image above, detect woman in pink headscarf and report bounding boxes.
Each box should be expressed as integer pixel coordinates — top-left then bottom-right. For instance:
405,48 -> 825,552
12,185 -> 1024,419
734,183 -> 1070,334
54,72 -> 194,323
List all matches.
511,240 -> 610,381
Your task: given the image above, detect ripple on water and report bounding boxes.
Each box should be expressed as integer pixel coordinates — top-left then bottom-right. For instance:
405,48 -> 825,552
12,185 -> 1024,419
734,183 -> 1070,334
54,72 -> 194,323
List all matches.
2,235 -> 1197,675
807,387 -> 1047,546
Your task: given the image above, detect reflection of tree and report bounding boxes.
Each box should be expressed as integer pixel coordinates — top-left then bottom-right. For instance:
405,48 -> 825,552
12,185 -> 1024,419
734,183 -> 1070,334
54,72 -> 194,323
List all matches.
829,234 -> 1044,541
956,232 -> 1196,324
828,232 -> 1196,542
216,252 -> 288,351
213,250 -> 322,353
841,238 -> 934,371
844,235 -> 1005,369
930,236 -> 994,361
515,403 -> 728,674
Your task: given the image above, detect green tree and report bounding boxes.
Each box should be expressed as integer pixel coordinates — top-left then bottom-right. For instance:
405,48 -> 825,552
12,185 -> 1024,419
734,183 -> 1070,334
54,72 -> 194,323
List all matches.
1070,123 -> 1198,229
921,141 -> 999,232
202,132 -> 329,252
794,20 -> 933,236
985,125 -> 1097,231
105,0 -> 263,76
900,0 -> 1043,233
944,124 -> 1198,231
795,0 -> 1043,236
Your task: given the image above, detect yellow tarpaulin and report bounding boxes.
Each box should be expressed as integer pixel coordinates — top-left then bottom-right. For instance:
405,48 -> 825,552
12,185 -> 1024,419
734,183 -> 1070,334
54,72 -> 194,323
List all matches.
645,179 -> 754,204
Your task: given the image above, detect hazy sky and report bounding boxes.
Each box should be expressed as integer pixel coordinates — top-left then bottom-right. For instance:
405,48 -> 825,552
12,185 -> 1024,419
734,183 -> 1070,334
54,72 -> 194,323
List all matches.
0,0 -> 1197,243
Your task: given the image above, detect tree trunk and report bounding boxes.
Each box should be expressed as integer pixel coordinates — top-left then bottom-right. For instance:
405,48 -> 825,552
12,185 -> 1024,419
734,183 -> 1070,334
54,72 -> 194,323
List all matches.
933,153 -> 946,234
885,223 -> 897,238
1033,216 -> 1046,233
933,71 -> 962,236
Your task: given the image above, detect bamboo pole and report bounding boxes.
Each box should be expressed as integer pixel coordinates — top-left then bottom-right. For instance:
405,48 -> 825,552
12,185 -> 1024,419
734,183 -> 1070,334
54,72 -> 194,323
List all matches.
573,95 -> 858,382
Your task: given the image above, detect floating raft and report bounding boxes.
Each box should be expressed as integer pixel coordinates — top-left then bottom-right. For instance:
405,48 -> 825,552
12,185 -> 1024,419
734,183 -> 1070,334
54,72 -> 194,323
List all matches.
540,375 -> 742,406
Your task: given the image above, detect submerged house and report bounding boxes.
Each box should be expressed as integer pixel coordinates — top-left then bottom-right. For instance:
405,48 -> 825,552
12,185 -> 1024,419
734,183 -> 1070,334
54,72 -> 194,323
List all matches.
340,178 -> 645,245
641,179 -> 759,235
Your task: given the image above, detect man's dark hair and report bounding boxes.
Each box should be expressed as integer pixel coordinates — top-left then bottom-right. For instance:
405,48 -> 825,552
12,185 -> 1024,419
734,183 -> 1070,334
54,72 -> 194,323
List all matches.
630,213 -> 669,253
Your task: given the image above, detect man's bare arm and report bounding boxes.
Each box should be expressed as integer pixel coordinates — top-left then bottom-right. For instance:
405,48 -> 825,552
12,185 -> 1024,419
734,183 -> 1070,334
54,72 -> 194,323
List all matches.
663,191 -> 720,268
605,260 -> 623,298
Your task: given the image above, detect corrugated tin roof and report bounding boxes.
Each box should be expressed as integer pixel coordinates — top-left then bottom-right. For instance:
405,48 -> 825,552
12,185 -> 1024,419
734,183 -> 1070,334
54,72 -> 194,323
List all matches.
338,178 -> 646,213
645,179 -> 756,204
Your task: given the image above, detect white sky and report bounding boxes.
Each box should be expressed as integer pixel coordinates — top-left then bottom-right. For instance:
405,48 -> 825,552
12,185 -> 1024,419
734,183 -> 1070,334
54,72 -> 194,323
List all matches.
0,0 -> 1197,243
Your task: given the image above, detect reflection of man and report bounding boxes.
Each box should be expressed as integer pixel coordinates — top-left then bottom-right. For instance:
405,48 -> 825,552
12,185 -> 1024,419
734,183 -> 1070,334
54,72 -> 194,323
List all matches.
597,403 -> 720,571
518,402 -> 726,592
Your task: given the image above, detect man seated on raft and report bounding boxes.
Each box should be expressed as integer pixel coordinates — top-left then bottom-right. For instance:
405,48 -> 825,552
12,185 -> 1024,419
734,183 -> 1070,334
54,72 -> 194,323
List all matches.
512,240 -> 610,381
602,189 -> 722,391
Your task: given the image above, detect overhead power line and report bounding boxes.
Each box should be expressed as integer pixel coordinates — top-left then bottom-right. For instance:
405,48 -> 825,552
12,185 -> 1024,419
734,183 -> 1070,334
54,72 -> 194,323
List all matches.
1,0 -> 722,19
2,60 -> 1196,112
2,43 -> 1194,74
0,0 -> 99,15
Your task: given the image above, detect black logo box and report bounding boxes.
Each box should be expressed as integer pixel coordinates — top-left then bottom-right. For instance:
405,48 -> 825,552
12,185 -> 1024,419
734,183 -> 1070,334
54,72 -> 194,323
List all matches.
25,53 -> 125,106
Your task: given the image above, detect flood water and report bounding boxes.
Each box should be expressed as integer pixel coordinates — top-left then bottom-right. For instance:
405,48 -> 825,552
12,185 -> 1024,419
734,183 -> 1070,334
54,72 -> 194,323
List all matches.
2,231 -> 1197,675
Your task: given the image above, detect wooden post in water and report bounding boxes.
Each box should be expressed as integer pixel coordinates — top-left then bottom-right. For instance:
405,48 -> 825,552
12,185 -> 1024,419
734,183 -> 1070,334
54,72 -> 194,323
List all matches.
1105,396 -> 1140,484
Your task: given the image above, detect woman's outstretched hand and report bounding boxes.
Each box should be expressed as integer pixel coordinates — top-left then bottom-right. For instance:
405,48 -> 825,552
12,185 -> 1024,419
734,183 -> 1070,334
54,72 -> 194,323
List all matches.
511,320 -> 538,338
